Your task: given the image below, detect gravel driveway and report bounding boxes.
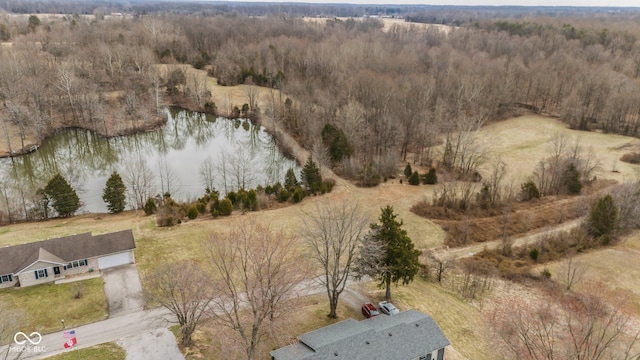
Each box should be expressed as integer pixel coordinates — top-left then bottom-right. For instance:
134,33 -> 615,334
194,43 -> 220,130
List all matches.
102,264 -> 144,317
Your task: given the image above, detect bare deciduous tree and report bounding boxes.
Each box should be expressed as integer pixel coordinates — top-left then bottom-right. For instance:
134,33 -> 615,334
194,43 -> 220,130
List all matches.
425,250 -> 453,283
301,201 -> 369,319
144,262 -> 212,347
230,147 -> 257,191
490,291 -> 640,360
0,300 -> 24,360
205,220 -> 307,360
199,156 -> 217,192
122,157 -> 156,209
560,256 -> 588,291
610,180 -> 640,232
157,156 -> 181,198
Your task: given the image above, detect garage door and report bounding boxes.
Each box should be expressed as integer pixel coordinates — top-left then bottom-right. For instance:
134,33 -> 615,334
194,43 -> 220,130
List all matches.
98,252 -> 132,270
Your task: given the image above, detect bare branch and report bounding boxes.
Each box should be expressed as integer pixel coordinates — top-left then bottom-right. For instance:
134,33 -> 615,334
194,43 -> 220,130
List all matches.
300,201 -> 369,318
204,220 -> 308,360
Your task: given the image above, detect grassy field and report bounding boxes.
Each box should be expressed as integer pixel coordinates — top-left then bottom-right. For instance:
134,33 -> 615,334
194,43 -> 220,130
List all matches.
356,278 -> 493,360
3,113 -> 640,359
0,277 -> 107,334
542,231 -> 640,315
43,342 -> 125,360
477,115 -> 640,184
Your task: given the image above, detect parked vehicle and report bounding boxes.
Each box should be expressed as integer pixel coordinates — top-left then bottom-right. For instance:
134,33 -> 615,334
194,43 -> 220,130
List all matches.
378,301 -> 400,315
361,302 -> 380,318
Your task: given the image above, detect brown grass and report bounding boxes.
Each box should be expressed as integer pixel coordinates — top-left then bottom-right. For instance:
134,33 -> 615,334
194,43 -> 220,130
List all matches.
413,194 -> 588,247
541,231 -> 640,315
181,293 -> 361,359
620,152 -> 640,164
357,278 -> 493,360
474,114 -> 640,185
4,112 -> 640,359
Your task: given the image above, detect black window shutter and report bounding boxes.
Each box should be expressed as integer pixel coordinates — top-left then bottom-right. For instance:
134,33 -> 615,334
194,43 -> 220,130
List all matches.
44,269 -> 48,277
35,270 -> 39,279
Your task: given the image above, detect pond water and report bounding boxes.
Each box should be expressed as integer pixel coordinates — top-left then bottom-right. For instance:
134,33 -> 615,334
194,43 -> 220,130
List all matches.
0,109 -> 300,214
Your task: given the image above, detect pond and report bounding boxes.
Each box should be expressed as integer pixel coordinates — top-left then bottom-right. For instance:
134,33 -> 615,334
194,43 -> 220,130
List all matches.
0,109 -> 300,214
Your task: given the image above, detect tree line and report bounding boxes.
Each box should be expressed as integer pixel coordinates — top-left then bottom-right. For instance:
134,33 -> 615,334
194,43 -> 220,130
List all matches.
2,10 -> 640,219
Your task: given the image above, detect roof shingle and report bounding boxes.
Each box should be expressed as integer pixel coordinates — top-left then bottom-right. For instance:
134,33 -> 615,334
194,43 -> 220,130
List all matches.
271,309 -> 450,360
0,230 -> 135,275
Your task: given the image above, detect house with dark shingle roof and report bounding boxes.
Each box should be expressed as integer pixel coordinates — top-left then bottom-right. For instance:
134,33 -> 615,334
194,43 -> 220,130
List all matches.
271,309 -> 450,360
0,230 -> 136,288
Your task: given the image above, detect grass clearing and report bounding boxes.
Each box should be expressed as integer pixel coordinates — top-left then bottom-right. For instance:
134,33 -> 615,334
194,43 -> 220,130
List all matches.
542,232 -> 640,315
0,278 -> 107,334
43,342 -> 125,360
478,114 -> 640,184
357,278 -> 493,360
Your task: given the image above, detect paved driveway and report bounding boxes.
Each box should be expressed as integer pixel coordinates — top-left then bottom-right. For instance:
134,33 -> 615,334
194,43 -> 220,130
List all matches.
117,328 -> 184,360
102,264 -> 144,318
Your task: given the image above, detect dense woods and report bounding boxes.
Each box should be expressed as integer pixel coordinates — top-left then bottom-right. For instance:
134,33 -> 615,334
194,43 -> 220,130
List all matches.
2,6 -> 640,221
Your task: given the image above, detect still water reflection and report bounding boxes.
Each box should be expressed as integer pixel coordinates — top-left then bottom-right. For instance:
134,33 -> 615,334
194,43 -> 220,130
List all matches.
0,109 -> 300,213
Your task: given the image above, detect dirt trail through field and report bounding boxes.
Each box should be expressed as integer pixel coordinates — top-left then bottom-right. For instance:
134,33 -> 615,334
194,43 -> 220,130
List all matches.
431,218 -> 583,261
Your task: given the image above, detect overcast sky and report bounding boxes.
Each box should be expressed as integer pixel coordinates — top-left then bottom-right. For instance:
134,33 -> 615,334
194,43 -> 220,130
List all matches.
218,0 -> 639,7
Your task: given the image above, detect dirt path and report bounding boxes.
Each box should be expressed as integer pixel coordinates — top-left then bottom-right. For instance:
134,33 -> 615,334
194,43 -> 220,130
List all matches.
431,218 -> 583,261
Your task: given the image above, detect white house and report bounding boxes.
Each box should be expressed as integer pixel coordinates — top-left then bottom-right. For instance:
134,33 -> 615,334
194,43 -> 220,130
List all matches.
0,230 -> 136,288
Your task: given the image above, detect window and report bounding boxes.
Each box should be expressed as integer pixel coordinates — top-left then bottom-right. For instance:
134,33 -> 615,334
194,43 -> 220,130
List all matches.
64,259 -> 88,270
35,269 -> 48,279
0,274 -> 12,283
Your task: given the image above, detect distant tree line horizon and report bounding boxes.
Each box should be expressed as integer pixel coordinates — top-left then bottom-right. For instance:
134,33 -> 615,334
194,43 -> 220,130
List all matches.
2,8 -> 640,219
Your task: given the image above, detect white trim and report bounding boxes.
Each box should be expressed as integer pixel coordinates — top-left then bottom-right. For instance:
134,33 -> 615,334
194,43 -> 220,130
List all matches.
15,260 -> 67,275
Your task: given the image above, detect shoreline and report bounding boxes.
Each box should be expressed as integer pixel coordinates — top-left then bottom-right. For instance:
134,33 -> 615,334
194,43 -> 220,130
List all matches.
0,113 -> 170,159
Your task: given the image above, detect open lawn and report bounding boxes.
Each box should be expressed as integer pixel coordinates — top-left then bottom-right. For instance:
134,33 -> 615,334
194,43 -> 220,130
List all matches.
356,278 -> 494,360
477,114 -> 640,184
43,342 -> 125,360
543,230 -> 640,315
0,277 -> 107,335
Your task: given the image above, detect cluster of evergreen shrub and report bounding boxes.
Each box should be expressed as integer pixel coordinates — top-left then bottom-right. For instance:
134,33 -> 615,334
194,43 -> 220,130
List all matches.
146,158 -> 334,227
404,163 -> 438,186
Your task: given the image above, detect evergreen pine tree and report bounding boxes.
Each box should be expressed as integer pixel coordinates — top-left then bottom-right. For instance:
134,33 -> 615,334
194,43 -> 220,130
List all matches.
102,171 -> 127,213
404,163 -> 413,178
284,168 -> 298,191
408,171 -> 421,185
44,174 -> 80,217
564,163 -> 582,195
368,205 -> 421,300
301,157 -> 322,193
588,194 -> 617,240
321,123 -> 353,163
423,168 -> 438,185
